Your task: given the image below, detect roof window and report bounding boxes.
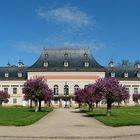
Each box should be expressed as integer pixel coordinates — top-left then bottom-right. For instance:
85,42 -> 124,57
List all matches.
64,61 -> 68,67
110,72 -> 115,77
18,72 -> 23,77
124,72 -> 128,78
137,73 -> 140,78
5,72 -> 9,78
84,62 -> 89,67
44,62 -> 48,67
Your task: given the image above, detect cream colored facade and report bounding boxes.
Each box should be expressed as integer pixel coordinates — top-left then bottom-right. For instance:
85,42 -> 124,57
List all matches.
0,48 -> 140,107
1,71 -> 139,107
0,80 -> 26,106
120,80 -> 140,104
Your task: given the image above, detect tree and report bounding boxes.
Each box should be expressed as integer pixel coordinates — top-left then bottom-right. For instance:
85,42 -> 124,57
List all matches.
95,78 -> 129,116
0,91 -> 10,106
23,78 -> 53,112
75,84 -> 102,111
83,84 -> 96,111
75,89 -> 84,108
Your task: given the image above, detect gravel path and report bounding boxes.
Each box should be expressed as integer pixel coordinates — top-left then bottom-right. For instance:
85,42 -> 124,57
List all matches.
0,109 -> 140,140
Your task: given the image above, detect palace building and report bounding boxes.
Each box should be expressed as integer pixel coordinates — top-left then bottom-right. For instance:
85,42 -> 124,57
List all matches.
0,48 -> 140,107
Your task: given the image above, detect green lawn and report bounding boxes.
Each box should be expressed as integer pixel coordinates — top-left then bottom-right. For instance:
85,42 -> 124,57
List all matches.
81,106 -> 140,127
0,107 -> 53,126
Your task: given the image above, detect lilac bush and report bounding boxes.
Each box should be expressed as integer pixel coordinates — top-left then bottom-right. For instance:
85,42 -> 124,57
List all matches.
75,84 -> 102,111
0,91 -> 10,106
23,78 -> 53,112
75,78 -> 129,116
83,84 -> 96,111
75,89 -> 84,108
95,78 -> 129,116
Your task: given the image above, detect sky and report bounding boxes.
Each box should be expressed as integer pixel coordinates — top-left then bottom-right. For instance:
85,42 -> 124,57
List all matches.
0,0 -> 140,67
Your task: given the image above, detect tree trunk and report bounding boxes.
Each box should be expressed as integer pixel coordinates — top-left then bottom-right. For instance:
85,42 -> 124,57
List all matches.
106,102 -> 112,116
0,101 -> 2,106
88,103 -> 93,112
38,100 -> 42,111
96,101 -> 98,108
78,103 -> 81,108
48,101 -> 51,107
29,99 -> 33,108
118,102 -> 120,107
35,101 -> 38,112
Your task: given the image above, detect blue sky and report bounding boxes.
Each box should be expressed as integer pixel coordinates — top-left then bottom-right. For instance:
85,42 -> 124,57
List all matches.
0,0 -> 140,66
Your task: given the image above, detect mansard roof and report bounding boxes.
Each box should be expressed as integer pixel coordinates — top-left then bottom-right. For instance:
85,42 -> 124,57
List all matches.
28,48 -> 106,72
0,66 -> 27,80
106,66 -> 140,80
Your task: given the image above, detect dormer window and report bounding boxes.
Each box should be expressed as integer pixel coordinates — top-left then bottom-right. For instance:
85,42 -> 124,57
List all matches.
137,73 -> 140,78
64,53 -> 68,58
18,72 -> 23,77
84,52 -> 88,57
124,73 -> 128,78
111,72 -> 115,77
44,53 -> 48,57
84,62 -> 89,67
44,62 -> 48,67
5,72 -> 9,78
109,60 -> 114,68
64,61 -> 68,67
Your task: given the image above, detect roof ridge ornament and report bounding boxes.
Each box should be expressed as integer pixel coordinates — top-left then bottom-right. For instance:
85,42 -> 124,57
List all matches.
7,61 -> 11,67
18,59 -> 24,67
108,59 -> 114,68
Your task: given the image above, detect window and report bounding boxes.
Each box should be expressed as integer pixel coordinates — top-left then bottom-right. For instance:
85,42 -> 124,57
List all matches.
137,73 -> 140,78
124,73 -> 128,78
84,62 -> 89,67
111,72 -> 115,77
64,61 -> 68,67
54,99 -> 58,104
44,53 -> 48,57
4,88 -> 8,93
54,85 -> 59,95
13,98 -> 17,104
5,72 -> 9,78
22,88 -> 24,94
84,85 -> 88,88
64,84 -> 69,95
44,62 -> 48,67
84,52 -> 88,57
18,72 -> 22,77
124,88 -> 129,103
109,60 -> 114,67
64,53 -> 68,58
13,88 -> 17,94
134,88 -> 138,94
74,85 -> 79,94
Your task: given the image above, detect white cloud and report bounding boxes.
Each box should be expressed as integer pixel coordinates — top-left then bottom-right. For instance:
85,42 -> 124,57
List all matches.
13,40 -> 106,54
13,41 -> 43,54
37,5 -> 94,29
62,41 -> 106,53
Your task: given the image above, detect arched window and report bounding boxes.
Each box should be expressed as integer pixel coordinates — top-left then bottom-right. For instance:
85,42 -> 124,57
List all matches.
64,84 -> 69,95
74,85 -> 79,94
54,85 -> 59,95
